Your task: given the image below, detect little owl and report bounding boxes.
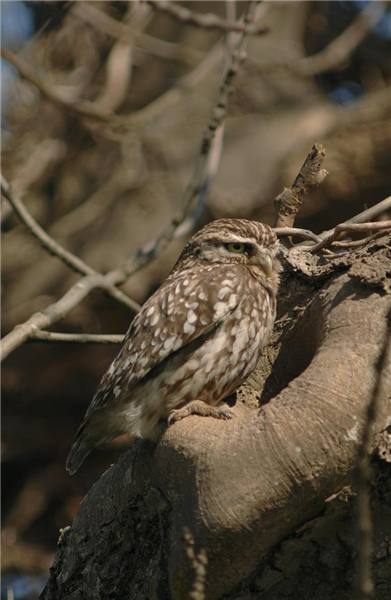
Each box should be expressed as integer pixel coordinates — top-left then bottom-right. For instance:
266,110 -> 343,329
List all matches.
66,219 -> 280,474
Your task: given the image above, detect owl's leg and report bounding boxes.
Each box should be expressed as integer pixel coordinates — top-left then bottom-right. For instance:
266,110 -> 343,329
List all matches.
168,400 -> 232,426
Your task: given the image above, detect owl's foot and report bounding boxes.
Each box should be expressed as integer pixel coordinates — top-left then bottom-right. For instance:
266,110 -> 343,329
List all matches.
168,401 -> 232,426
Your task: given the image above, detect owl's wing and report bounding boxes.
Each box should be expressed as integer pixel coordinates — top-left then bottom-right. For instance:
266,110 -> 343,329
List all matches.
86,264 -> 243,416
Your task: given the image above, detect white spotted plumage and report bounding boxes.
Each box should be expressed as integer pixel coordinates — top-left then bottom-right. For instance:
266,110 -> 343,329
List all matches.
66,218 -> 281,474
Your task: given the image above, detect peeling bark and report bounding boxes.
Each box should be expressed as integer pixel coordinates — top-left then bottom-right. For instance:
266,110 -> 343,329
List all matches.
41,235 -> 391,600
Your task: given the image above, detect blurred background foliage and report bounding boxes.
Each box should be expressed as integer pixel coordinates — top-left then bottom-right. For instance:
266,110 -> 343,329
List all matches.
1,1 -> 390,598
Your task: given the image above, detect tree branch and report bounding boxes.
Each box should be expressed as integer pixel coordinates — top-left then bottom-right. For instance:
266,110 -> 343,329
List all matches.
72,2 -> 181,61
27,331 -> 124,345
274,143 -> 328,228
0,47 -> 115,123
248,1 -> 387,78
317,196 -> 391,240
307,221 -> 391,254
297,1 -> 387,77
273,227 -> 322,244
146,0 -> 268,36
0,174 -> 141,313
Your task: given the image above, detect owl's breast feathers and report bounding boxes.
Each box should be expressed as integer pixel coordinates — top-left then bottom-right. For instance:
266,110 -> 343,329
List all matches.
87,263 -> 275,417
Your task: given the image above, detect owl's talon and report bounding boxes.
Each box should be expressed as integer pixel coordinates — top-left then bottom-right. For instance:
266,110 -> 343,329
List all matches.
168,401 -> 233,426
219,410 -> 232,420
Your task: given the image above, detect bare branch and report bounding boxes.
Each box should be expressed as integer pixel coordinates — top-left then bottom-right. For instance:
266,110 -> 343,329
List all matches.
356,308 -> 391,600
274,144 -> 328,228
0,47 -> 115,123
91,2 -> 153,114
146,0 -> 268,36
248,1 -> 387,78
28,331 -> 124,345
72,2 -> 181,61
273,227 -> 322,244
317,196 -> 391,241
1,274 -> 100,361
1,37 -> 222,129
307,221 -> 391,254
297,1 -> 387,77
0,175 -> 141,313
1,174 -> 95,277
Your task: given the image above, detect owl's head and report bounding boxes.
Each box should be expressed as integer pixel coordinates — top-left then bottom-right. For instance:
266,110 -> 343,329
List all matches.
176,218 -> 281,281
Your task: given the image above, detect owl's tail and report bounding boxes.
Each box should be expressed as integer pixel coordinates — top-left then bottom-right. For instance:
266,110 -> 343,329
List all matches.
66,422 -> 96,475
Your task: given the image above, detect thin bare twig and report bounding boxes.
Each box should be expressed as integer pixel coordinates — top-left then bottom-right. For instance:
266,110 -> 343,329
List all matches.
1,275 -> 101,360
1,38 -> 223,129
248,1 -> 387,78
297,1 -> 387,77
307,221 -> 391,254
72,2 -> 180,61
356,308 -> 391,600
147,0 -> 268,36
92,2 -> 154,114
0,47 -> 115,123
331,231 -> 389,250
317,197 -> 391,241
274,144 -> 328,229
1,174 -> 95,277
273,227 -> 322,244
28,331 -> 124,345
0,175 -> 141,313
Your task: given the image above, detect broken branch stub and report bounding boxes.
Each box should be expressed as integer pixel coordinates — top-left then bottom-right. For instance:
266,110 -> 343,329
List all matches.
274,143 -> 328,229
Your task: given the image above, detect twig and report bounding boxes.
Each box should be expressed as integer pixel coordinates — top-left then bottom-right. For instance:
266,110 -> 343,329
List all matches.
0,175 -> 140,313
317,196 -> 391,241
274,144 -> 328,229
92,2 -> 154,114
297,1 -> 387,77
247,1 -> 387,78
356,308 -> 391,600
331,231 -> 388,250
72,2 -> 180,61
1,275 -> 101,360
0,47 -> 115,123
307,221 -> 391,254
146,0 -> 268,36
273,227 -> 322,244
1,38 -> 223,129
28,331 -> 124,345
1,174 -> 95,277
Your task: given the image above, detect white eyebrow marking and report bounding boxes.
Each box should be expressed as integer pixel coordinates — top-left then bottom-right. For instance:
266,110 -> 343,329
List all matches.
223,235 -> 256,245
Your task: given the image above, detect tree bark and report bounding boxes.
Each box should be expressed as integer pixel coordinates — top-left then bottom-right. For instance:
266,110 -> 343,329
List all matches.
41,235 -> 391,600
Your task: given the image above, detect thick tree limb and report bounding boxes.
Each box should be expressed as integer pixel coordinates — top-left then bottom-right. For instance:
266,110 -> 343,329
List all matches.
40,235 -> 391,600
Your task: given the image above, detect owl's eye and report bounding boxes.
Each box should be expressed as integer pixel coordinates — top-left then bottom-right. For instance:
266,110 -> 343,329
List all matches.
226,242 -> 246,254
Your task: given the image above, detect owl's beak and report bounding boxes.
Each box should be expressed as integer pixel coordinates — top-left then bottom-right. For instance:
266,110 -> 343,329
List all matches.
260,255 -> 273,277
